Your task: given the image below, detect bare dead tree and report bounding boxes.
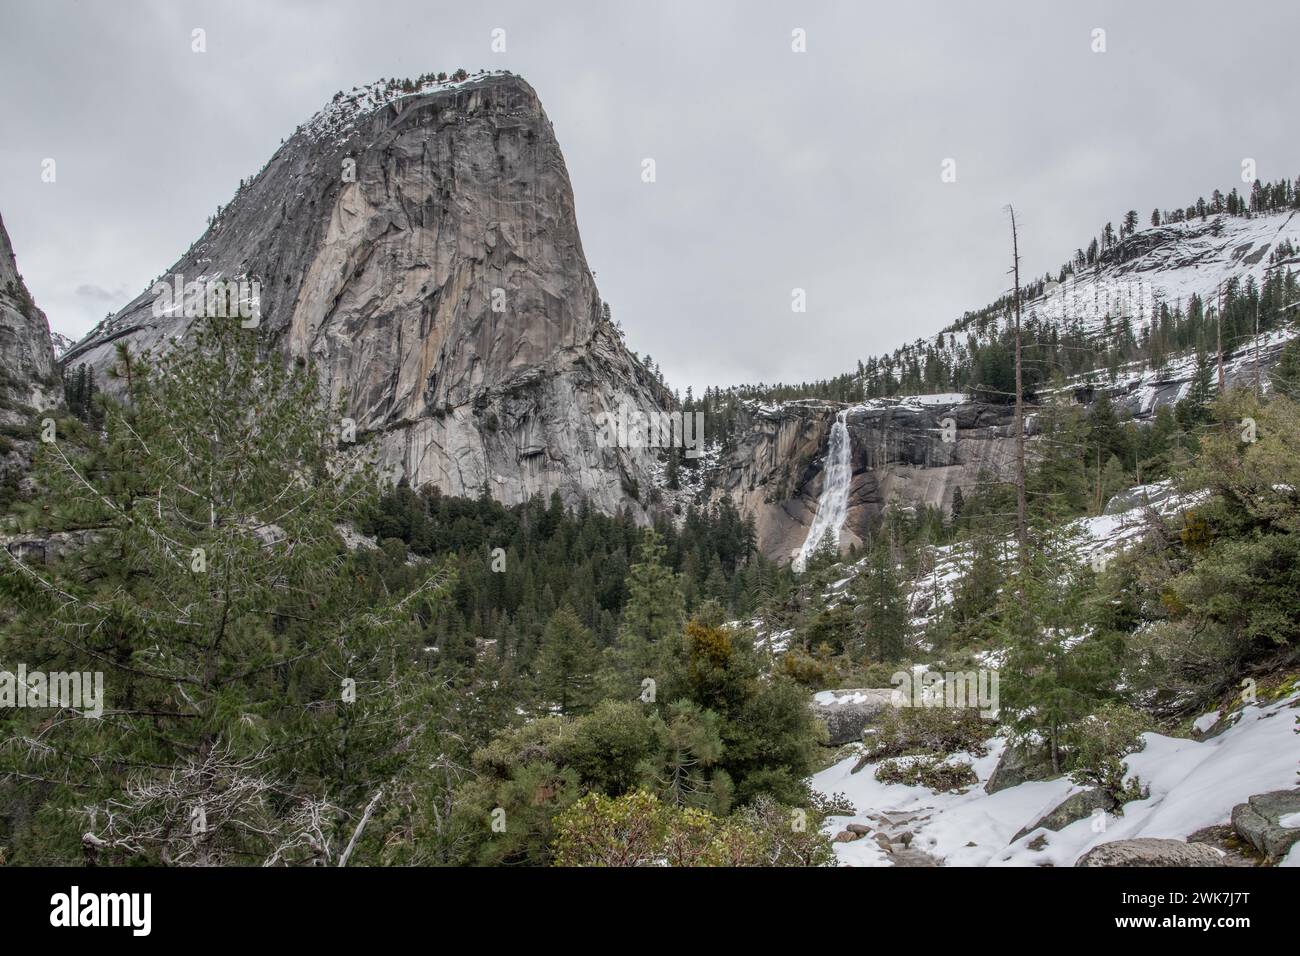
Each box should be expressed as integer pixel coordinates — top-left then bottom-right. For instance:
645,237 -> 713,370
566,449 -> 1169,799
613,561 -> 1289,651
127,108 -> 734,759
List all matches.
1007,206 -> 1028,587
1215,281 -> 1225,392
1254,298 -> 1262,396
78,742 -> 337,866
337,787 -> 384,867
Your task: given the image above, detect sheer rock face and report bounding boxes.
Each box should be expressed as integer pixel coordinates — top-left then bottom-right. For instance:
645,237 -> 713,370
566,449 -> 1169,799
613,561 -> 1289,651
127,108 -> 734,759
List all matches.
0,212 -> 60,426
63,73 -> 666,515
714,399 -> 1020,561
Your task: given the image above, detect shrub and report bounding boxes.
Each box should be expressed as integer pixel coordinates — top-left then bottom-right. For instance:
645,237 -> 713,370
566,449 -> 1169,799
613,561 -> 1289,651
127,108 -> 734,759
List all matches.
549,789 -> 836,867
874,755 -> 978,792
734,794 -> 838,867
550,700 -> 660,796
816,790 -> 856,817
867,703 -> 992,760
1063,702 -> 1150,805
778,648 -> 836,687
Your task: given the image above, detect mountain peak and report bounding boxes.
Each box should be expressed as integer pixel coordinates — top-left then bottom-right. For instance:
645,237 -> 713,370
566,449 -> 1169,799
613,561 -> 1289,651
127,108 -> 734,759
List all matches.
62,72 -> 664,515
299,69 -> 531,145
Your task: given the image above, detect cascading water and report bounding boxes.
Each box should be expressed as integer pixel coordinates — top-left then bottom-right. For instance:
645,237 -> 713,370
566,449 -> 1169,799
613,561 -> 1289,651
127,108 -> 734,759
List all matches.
793,410 -> 851,573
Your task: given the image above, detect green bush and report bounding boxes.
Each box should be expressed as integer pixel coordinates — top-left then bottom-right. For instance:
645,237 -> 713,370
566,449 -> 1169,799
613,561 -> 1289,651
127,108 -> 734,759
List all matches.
874,755 -> 978,791
1063,702 -> 1150,805
549,789 -> 837,867
777,647 -> 837,688
867,703 -> 992,760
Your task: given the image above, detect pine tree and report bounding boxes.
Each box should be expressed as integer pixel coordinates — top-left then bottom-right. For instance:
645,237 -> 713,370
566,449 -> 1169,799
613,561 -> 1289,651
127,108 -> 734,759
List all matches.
665,447 -> 681,490
537,604 -> 601,715
0,319 -> 454,865
856,538 -> 909,662
1271,338 -> 1300,400
608,530 -> 686,698
641,700 -> 727,812
997,526 -> 1118,773
951,527 -> 1004,643
1176,349 -> 1215,431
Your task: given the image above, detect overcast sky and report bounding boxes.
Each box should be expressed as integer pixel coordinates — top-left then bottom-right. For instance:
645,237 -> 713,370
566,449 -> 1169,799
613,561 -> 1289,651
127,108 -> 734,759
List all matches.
2,0 -> 1297,394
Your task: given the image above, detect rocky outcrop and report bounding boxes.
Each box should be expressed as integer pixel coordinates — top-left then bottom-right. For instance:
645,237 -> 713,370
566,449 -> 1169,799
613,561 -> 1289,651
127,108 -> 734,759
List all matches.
1075,838 -> 1223,867
0,214 -> 59,418
1102,481 -> 1183,516
985,741 -> 1057,794
716,398 -> 1019,561
0,212 -> 60,492
1184,825 -> 1263,867
1230,789 -> 1300,861
1012,788 -> 1112,842
809,688 -> 897,746
62,73 -> 667,516
711,401 -> 841,562
0,529 -> 101,562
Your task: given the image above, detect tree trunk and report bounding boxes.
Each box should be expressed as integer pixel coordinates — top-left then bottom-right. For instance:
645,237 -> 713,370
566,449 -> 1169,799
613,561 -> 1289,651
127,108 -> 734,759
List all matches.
1009,207 -> 1028,591
1050,718 -> 1061,774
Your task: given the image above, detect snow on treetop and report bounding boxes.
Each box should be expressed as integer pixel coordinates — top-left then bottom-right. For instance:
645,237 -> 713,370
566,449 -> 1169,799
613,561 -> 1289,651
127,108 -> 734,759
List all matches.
301,70 -> 512,144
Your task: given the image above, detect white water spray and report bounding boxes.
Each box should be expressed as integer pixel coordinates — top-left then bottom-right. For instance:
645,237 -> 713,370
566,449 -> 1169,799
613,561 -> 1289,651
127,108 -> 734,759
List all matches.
793,410 -> 851,573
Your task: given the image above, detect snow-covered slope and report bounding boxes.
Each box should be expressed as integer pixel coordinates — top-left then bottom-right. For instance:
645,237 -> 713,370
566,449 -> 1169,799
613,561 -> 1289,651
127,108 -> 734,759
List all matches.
1032,211 -> 1300,336
802,472 -> 1299,868
819,479 -> 1198,639
813,690 -> 1300,867
1066,325 -> 1299,419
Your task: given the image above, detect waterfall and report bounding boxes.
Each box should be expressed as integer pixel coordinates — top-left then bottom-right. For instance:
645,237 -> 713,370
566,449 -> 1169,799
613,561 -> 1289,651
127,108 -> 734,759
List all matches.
793,410 -> 851,573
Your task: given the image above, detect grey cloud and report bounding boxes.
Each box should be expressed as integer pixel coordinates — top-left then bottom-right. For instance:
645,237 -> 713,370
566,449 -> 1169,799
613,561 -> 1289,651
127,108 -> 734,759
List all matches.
1,0 -> 1296,396
75,284 -> 124,302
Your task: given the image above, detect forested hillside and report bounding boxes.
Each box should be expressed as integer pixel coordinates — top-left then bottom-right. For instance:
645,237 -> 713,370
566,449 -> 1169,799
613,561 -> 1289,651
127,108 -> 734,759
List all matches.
730,180 -> 1300,406
4,301 -> 1297,865
0,324 -> 841,866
